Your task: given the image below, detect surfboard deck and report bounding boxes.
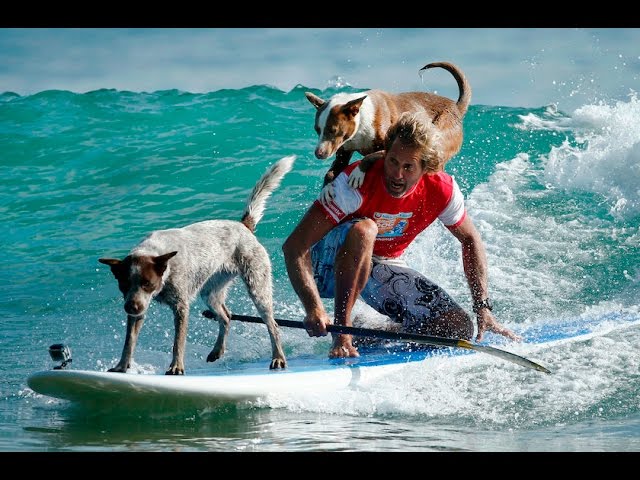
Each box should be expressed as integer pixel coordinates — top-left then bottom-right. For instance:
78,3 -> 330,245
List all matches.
26,347 -> 449,407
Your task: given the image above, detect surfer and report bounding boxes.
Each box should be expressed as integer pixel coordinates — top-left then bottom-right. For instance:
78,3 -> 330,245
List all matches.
283,111 -> 521,358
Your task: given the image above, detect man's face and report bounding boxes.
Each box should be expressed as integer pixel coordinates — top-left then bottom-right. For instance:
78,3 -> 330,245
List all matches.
383,139 -> 424,198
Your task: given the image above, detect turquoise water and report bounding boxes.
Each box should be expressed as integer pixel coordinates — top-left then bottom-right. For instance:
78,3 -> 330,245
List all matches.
1,84 -> 639,452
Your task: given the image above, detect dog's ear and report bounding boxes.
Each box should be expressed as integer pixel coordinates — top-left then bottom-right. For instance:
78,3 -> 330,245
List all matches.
153,251 -> 178,276
99,258 -> 126,280
305,92 -> 325,109
99,258 -> 122,266
343,95 -> 367,118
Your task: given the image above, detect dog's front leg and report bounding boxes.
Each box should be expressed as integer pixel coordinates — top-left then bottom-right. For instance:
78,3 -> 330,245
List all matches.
348,150 -> 385,189
167,302 -> 189,375
323,149 -> 354,186
109,314 -> 145,373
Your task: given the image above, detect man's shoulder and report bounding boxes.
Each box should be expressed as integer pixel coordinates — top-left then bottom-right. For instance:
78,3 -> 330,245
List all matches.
422,171 -> 456,194
426,171 -> 454,184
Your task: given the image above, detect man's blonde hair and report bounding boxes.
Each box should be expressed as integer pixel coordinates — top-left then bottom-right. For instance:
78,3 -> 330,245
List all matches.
384,111 -> 444,173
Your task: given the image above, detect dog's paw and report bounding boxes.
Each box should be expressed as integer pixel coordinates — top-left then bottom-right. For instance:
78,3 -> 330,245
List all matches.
323,170 -> 336,186
348,167 -> 366,189
320,182 -> 335,205
206,349 -> 223,363
269,357 -> 287,370
108,364 -> 128,373
165,366 -> 185,375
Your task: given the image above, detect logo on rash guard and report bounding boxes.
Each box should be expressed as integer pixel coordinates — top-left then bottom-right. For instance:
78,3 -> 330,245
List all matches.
374,212 -> 413,237
324,199 -> 346,222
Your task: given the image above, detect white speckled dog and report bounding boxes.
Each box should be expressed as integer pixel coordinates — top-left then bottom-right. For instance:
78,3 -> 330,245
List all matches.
99,155 -> 295,375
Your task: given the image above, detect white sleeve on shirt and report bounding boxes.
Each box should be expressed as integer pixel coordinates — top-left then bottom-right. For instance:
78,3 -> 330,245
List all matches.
318,171 -> 363,221
438,176 -> 466,226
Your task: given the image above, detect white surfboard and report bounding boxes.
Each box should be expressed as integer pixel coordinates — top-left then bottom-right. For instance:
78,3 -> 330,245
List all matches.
26,348 -> 443,407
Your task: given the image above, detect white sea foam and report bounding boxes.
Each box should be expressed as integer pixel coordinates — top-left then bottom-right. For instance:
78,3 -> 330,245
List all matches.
538,93 -> 640,219
259,308 -> 640,426
516,104 -> 574,132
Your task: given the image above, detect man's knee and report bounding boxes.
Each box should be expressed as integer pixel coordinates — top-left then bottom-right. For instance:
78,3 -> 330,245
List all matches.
347,218 -> 378,247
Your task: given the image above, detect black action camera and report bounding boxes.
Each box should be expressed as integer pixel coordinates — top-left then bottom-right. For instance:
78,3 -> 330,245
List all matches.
48,344 -> 72,369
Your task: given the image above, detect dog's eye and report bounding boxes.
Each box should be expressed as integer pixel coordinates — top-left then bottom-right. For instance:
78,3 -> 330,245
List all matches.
141,280 -> 152,289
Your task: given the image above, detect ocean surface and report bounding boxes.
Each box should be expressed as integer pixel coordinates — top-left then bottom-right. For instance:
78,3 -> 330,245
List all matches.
1,79 -> 640,452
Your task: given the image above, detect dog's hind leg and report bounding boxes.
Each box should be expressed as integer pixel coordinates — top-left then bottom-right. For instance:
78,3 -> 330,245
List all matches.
167,301 -> 190,375
202,273 -> 235,363
204,302 -> 231,363
109,314 -> 145,373
239,249 -> 287,370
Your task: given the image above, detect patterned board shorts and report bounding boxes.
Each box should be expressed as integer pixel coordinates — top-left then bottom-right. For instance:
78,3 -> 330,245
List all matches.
311,219 -> 463,334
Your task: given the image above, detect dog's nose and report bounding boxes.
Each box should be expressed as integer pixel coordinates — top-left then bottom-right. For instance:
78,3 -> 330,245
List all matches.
315,145 -> 331,159
124,300 -> 144,316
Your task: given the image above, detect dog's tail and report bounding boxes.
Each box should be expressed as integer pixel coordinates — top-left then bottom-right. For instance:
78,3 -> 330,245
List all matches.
419,61 -> 472,117
241,155 -> 296,233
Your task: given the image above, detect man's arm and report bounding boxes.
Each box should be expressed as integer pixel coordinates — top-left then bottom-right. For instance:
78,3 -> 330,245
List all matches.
449,216 -> 522,342
282,203 -> 336,336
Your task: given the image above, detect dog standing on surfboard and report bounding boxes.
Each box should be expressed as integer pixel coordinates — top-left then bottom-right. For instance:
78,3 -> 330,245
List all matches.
98,156 -> 295,374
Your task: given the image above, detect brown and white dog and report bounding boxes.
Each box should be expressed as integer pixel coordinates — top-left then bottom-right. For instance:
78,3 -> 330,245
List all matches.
98,156 -> 295,375
305,61 -> 471,186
